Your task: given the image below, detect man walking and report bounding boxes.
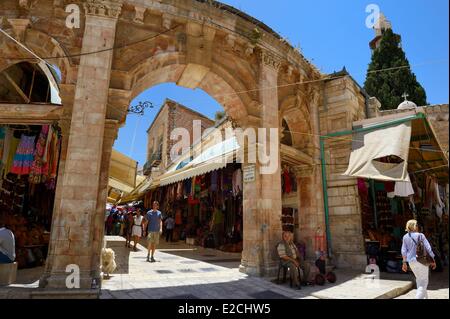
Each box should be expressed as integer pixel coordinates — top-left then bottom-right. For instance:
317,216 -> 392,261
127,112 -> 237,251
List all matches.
144,201 -> 163,262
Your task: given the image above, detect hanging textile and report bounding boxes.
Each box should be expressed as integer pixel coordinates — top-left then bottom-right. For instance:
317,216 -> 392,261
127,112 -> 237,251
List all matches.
357,178 -> 368,196
394,179 -> 415,197
11,134 -> 35,175
343,122 -> 412,182
1,127 -> 13,174
46,132 -> 60,190
0,126 -> 5,166
3,135 -> 19,178
29,125 -> 50,184
424,175 -> 436,211
184,178 -> 192,197
282,169 -> 292,194
211,170 -> 218,192
232,168 -> 242,196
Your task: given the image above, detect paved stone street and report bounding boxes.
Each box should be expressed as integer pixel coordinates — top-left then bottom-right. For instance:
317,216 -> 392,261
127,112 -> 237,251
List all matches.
0,236 -> 447,299
100,236 -> 445,299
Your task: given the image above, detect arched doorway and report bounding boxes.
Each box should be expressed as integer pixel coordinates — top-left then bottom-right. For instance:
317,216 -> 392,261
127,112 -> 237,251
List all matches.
0,0 -> 324,290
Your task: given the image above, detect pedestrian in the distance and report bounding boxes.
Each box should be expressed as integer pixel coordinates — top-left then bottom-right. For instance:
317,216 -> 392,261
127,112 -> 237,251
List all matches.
165,215 -> 175,243
131,208 -> 144,252
144,201 -> 162,262
401,219 -> 437,299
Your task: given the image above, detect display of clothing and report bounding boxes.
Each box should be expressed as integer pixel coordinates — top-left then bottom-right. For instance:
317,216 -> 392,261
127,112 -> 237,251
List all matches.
3,136 -> 19,178
184,178 -> 192,197
394,180 -> 414,197
0,126 -> 5,166
45,131 -> 61,190
29,125 -> 50,184
232,168 -> 242,196
357,178 -> 368,197
282,169 -> 292,194
11,134 -> 35,175
211,170 -> 218,192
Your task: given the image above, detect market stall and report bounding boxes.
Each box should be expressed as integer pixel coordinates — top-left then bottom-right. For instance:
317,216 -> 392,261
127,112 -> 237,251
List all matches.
0,123 -> 61,269
345,111 -> 449,272
144,163 -> 243,253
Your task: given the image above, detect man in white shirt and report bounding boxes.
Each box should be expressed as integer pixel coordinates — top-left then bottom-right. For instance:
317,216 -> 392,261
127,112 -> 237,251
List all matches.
0,224 -> 15,264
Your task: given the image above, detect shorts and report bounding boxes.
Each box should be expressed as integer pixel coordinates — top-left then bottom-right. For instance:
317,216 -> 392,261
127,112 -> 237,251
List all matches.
147,232 -> 160,245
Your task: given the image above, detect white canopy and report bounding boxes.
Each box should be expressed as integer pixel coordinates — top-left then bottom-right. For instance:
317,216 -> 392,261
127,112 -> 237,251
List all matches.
343,121 -> 412,182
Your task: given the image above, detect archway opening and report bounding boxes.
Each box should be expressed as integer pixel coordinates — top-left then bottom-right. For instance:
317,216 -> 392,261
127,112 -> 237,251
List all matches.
0,62 -> 61,104
106,82 -> 244,274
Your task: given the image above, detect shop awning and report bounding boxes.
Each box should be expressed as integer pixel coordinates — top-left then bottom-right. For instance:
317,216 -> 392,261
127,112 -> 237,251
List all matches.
343,121 -> 412,182
159,161 -> 228,186
108,177 -> 134,193
159,137 -> 239,186
343,111 -> 448,183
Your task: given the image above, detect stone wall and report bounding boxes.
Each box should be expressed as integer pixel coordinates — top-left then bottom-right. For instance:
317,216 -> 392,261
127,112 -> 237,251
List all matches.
319,76 -> 368,269
424,104 -> 449,156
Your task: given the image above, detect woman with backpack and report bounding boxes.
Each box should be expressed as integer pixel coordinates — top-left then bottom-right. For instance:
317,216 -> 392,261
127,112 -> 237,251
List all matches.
401,220 -> 437,299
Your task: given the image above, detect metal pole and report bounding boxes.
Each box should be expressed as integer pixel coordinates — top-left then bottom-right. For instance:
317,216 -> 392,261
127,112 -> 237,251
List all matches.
320,137 -> 332,257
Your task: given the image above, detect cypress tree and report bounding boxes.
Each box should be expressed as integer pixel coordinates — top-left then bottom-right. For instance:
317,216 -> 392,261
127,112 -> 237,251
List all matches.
364,28 -> 427,110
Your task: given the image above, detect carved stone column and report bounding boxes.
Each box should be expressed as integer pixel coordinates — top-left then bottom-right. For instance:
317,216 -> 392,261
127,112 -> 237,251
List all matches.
296,84 -> 327,259
91,120 -> 118,285
240,49 -> 283,276
39,0 -> 122,290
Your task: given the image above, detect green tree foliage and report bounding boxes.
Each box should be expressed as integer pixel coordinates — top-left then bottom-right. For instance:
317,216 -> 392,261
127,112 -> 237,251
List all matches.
364,29 -> 427,110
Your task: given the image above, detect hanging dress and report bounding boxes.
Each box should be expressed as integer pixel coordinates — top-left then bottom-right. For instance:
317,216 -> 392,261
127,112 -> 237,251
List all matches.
46,132 -> 60,190
11,134 -> 35,175
4,135 -> 19,178
29,125 -> 50,184
0,126 -> 5,166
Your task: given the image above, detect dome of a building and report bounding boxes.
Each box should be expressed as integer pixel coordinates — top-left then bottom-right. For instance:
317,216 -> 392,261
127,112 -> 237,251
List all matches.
397,98 -> 417,110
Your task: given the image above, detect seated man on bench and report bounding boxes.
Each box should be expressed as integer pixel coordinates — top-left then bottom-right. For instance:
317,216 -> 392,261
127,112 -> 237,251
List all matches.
277,231 -> 310,288
0,223 -> 15,264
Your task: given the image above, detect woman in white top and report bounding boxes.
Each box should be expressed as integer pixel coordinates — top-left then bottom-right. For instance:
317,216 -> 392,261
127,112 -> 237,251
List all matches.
131,209 -> 144,251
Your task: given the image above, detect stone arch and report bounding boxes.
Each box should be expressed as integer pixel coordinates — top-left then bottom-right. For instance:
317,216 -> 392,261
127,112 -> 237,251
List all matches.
0,0 -> 332,290
117,51 -> 253,127
279,94 -> 312,151
0,28 -> 74,85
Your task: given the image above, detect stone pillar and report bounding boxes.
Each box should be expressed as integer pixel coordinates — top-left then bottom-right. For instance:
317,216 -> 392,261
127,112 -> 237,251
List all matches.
240,50 -> 282,276
296,86 -> 327,260
91,120 -> 118,285
39,0 -> 122,289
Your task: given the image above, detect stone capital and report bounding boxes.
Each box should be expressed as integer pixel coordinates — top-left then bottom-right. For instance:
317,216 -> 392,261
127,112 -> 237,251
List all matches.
258,49 -> 282,71
133,6 -> 146,24
83,0 -> 123,19
6,18 -> 30,42
104,119 -> 119,141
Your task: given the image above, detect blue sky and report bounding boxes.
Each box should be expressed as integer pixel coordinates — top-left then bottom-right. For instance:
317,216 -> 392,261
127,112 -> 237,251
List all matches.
113,0 -> 449,167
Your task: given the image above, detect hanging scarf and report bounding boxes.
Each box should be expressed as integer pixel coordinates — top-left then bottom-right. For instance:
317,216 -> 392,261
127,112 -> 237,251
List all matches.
29,125 -> 50,184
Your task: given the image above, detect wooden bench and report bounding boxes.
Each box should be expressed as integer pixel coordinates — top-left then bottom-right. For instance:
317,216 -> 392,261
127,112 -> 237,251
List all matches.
0,262 -> 17,286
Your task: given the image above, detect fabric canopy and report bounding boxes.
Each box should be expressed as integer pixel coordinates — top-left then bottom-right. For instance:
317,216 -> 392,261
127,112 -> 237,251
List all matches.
159,161 -> 227,186
159,137 -> 239,186
343,121 -> 412,182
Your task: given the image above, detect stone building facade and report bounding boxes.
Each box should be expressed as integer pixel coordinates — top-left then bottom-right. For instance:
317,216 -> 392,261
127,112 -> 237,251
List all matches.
143,98 -> 214,177
1,0 -> 446,293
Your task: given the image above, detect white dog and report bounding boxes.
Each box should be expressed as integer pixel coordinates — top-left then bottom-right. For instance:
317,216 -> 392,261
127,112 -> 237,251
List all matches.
101,247 -> 117,279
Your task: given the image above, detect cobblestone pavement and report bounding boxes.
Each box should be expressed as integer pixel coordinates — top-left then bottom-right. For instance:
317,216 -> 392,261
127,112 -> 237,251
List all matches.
99,237 -> 427,299
1,237 -> 446,299
395,267 -> 449,299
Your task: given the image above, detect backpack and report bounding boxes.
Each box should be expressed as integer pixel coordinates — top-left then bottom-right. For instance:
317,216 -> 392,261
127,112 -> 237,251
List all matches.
409,233 -> 434,266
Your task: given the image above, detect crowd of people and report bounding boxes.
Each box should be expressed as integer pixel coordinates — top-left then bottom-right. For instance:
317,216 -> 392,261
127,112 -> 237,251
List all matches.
105,201 -> 166,262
